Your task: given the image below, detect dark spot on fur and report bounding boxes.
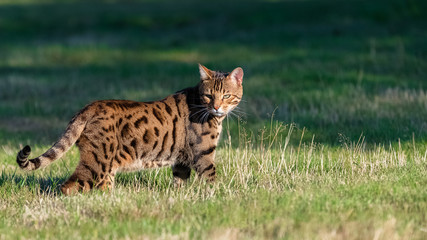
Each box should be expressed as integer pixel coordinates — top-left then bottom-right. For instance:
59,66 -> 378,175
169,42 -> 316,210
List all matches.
134,116 -> 148,128
143,130 -> 150,143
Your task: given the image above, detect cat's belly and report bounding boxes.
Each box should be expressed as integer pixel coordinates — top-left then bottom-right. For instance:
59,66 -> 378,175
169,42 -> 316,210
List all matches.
117,154 -> 176,172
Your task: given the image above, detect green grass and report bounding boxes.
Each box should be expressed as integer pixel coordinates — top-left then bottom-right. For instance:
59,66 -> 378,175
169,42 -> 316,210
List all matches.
1,127 -> 427,239
0,0 -> 427,239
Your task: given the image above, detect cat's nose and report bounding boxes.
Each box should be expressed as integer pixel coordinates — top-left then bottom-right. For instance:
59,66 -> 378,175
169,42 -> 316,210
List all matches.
213,105 -> 220,110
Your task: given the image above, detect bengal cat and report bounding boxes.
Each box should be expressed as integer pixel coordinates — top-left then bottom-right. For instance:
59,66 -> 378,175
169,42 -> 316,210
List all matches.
16,64 -> 244,195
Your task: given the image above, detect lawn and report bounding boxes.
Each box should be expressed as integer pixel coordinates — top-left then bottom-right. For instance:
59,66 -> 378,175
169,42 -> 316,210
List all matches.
0,0 -> 427,239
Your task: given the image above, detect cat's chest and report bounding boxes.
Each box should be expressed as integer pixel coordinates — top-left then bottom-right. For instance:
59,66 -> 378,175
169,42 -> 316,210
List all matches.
187,120 -> 222,147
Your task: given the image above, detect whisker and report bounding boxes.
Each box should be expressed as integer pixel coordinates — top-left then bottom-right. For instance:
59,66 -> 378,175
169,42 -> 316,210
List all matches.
228,111 -> 239,118
228,111 -> 246,119
200,111 -> 209,124
202,112 -> 209,123
204,111 -> 210,123
190,108 -> 206,115
190,108 -> 208,119
230,108 -> 247,115
195,109 -> 208,123
226,113 -> 235,121
234,106 -> 246,111
231,108 -> 246,113
231,111 -> 247,117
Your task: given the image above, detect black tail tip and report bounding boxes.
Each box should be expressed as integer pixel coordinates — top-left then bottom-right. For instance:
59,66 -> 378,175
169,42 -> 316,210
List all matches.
23,145 -> 31,154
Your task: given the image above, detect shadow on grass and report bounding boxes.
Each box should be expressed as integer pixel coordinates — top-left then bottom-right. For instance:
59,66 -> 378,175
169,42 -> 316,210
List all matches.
0,169 -> 175,196
115,169 -> 174,191
0,172 -> 66,196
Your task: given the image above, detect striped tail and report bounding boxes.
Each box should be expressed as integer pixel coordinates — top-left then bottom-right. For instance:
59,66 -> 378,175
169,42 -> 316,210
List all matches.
16,108 -> 90,171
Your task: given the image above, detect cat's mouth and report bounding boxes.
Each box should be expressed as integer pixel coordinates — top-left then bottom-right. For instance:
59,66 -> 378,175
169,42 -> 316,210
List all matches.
210,109 -> 226,117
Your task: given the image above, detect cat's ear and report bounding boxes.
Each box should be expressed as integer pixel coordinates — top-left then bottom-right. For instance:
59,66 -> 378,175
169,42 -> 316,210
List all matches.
199,63 -> 213,80
229,67 -> 244,86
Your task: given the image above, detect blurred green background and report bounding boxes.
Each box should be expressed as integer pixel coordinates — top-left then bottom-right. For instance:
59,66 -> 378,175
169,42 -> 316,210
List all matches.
0,0 -> 426,146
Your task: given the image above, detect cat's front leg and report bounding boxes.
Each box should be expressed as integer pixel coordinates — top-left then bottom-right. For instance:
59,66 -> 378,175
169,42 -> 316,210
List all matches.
172,163 -> 191,187
193,148 -> 217,182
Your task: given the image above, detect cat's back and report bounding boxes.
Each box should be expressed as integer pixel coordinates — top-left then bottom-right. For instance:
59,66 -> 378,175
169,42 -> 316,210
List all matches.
82,92 -> 188,128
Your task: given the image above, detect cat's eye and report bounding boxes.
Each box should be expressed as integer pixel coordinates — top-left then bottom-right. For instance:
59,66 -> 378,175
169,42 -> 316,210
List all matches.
204,94 -> 213,99
223,94 -> 231,99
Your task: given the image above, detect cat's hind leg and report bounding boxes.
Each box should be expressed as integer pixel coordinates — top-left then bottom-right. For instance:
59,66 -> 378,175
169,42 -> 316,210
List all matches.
60,146 -> 107,195
60,162 -> 98,195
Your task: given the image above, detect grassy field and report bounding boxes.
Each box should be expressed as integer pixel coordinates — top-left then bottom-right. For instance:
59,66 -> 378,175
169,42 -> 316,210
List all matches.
1,0 -> 427,239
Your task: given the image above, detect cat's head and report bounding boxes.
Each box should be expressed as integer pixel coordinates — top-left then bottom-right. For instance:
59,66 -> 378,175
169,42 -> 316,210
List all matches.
198,64 -> 244,118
